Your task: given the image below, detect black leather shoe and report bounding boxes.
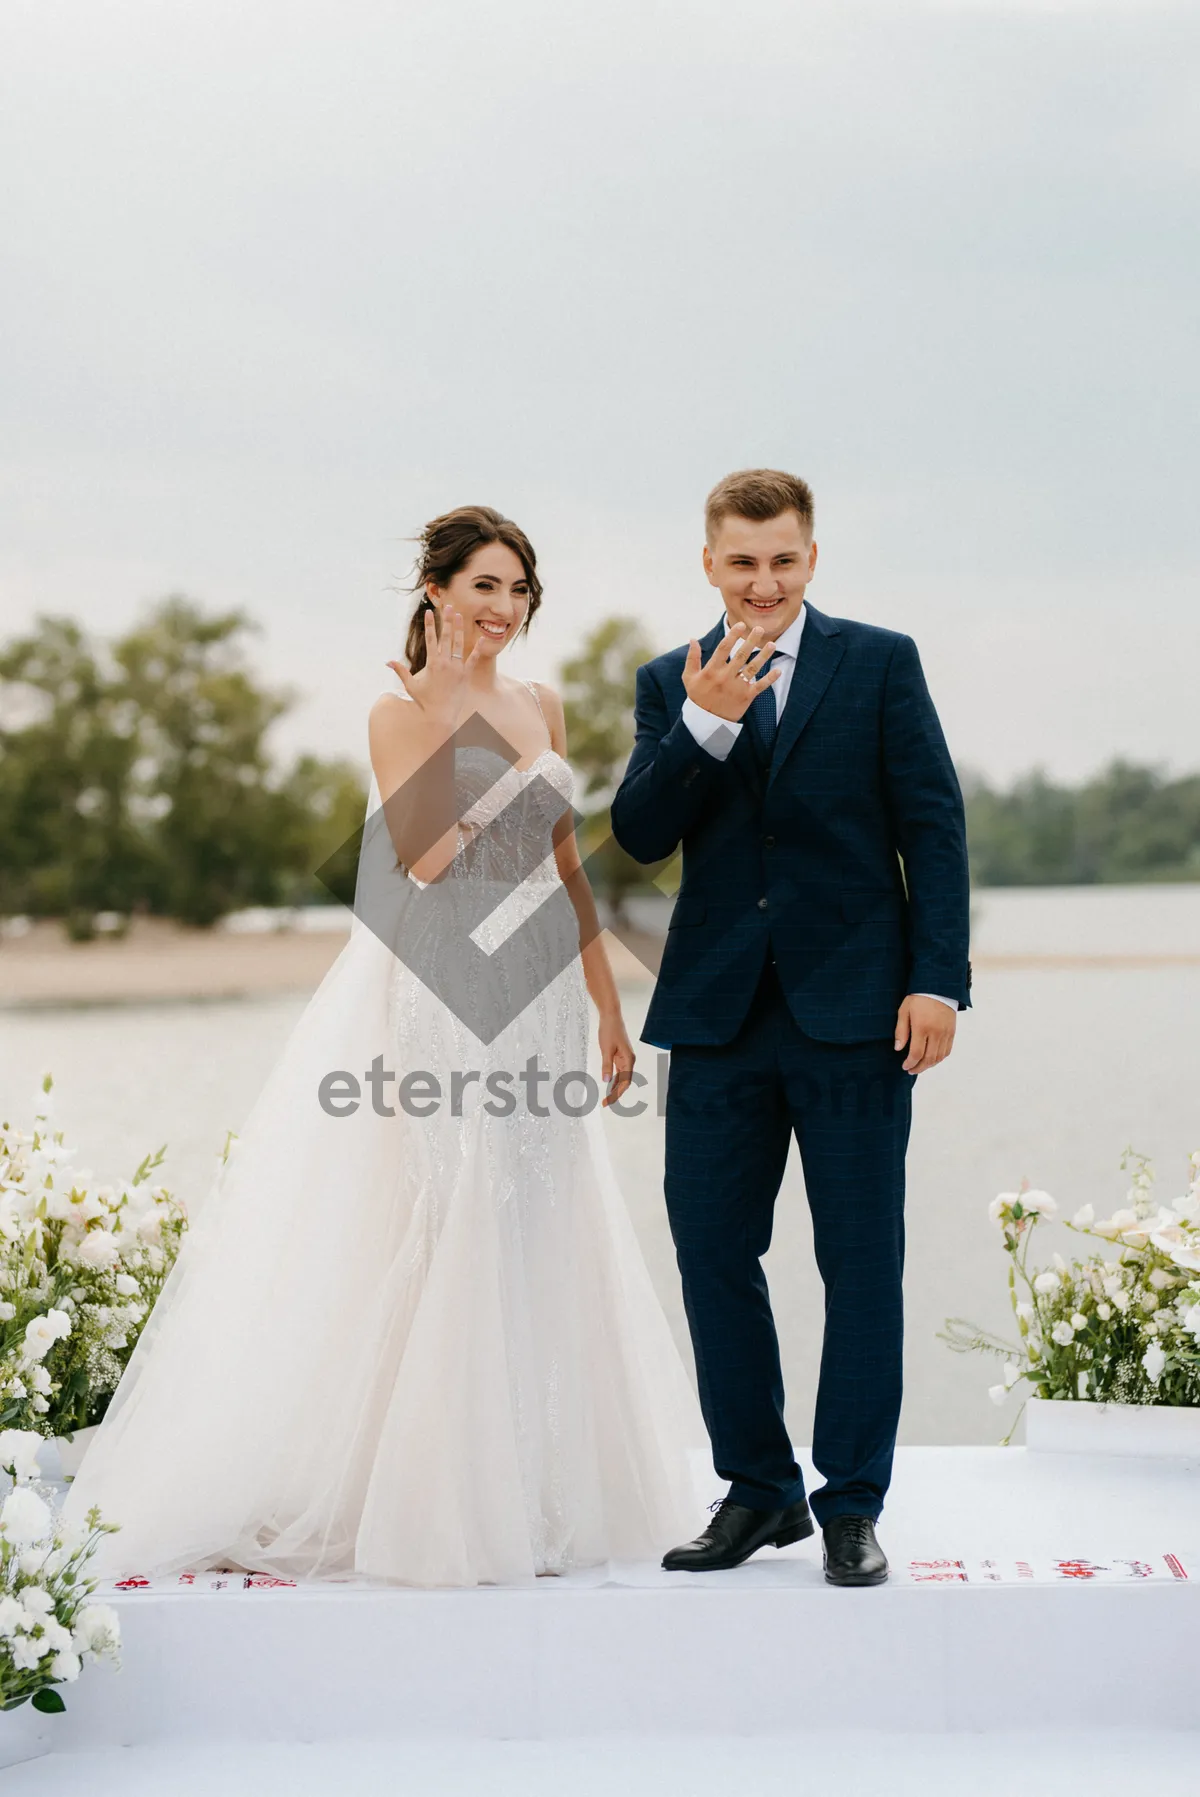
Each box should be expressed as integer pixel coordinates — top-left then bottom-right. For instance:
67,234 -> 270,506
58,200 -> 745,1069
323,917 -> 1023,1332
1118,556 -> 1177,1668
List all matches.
822,1515 -> 889,1586
662,1497 -> 814,1571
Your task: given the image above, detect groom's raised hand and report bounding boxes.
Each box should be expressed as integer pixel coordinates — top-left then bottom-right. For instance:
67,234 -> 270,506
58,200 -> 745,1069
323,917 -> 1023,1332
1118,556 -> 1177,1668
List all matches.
682,623 -> 782,722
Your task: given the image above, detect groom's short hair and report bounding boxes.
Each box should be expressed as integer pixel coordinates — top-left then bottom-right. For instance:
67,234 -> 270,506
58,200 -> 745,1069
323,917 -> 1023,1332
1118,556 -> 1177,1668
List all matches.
705,469 -> 814,543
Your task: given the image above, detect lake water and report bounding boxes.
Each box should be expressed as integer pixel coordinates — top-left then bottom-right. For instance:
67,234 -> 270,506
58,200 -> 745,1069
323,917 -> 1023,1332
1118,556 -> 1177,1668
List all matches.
3,886 -> 1198,1448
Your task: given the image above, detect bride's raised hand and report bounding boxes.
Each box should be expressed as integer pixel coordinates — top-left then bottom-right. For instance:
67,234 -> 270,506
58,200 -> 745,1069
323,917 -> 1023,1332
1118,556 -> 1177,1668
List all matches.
386,605 -> 483,727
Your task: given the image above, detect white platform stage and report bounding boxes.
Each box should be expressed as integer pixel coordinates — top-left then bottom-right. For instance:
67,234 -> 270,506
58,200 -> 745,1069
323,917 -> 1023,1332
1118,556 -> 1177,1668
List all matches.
3,1447 -> 1198,1784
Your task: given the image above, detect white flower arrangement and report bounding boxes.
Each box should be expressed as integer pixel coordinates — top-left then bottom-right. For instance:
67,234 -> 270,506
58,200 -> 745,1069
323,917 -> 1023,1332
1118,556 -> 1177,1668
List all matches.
0,1076 -> 187,1439
0,1429 -> 120,1713
943,1148 -> 1200,1434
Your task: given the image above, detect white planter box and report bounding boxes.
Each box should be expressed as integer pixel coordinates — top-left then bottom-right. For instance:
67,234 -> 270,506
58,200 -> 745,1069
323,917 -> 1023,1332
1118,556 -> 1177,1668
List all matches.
36,1424 -> 100,1483
1026,1395 -> 1200,1456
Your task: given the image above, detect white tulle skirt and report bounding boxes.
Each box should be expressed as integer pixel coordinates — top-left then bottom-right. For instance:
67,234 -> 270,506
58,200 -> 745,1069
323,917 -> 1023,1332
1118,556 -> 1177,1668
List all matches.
63,902 -> 705,1587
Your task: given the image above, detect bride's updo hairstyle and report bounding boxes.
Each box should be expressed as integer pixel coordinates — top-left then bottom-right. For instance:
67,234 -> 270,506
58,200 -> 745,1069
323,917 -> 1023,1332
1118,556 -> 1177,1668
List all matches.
404,505 -> 544,673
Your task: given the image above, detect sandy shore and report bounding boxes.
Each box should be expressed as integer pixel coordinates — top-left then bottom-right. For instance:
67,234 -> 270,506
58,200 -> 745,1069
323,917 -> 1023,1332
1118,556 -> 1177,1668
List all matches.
3,916 -> 1198,1009
0,917 -> 661,1009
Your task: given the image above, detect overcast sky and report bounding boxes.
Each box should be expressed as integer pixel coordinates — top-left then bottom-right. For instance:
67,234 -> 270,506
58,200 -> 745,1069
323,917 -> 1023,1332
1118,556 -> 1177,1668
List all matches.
2,0 -> 1197,783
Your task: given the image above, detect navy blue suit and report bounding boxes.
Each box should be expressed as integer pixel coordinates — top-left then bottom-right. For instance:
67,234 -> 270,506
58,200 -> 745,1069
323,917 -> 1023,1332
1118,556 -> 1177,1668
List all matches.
610,602 -> 970,1524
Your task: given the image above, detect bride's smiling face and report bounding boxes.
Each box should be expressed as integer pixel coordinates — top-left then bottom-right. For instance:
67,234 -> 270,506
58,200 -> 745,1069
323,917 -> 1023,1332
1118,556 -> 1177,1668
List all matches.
427,543 -> 531,659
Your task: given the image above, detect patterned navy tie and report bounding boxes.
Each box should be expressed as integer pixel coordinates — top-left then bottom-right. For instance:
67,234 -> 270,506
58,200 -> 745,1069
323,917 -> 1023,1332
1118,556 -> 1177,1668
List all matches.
743,650 -> 780,768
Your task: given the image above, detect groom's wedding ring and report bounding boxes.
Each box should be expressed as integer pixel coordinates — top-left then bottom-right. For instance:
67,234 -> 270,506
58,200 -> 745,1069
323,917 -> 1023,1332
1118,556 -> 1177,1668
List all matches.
739,671 -> 755,683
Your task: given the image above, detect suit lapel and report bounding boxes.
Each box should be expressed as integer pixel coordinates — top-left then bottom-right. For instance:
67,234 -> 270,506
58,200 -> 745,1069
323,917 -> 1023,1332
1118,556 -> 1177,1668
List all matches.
767,603 -> 844,789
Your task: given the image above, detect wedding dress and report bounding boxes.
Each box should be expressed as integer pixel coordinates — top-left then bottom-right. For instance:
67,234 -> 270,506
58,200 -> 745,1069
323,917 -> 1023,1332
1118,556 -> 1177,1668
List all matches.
64,685 -> 705,1586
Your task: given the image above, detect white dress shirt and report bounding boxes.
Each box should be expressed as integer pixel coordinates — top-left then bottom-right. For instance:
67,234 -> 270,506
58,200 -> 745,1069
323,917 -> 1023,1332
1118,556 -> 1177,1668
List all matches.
679,606 -> 959,1014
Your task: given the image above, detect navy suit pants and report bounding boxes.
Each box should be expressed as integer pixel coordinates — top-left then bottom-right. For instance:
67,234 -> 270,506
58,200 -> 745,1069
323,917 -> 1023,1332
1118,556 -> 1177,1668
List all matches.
663,952 -> 914,1525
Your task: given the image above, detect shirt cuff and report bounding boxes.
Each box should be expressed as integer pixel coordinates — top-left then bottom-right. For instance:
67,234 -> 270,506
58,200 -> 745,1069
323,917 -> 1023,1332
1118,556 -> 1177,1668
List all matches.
681,695 -> 743,762
914,993 -> 959,1011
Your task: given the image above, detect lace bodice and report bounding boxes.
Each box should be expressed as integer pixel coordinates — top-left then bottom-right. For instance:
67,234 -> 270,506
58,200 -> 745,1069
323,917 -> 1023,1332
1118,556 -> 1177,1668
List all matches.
445,744 -> 574,888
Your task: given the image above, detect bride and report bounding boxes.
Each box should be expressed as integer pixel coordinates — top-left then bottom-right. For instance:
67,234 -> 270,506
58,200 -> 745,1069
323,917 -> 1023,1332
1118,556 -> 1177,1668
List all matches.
63,504 -> 704,1587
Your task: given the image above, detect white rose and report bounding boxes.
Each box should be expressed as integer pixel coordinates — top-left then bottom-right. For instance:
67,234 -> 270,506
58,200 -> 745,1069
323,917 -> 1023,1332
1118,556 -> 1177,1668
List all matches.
1034,1272 -> 1061,1295
1096,1302 -> 1113,1321
1111,1290 -> 1131,1313
988,1384 -> 1008,1406
114,1272 -> 139,1297
0,1593 -> 26,1638
0,1486 -> 52,1545
0,1300 -> 14,1321
21,1319 -> 56,1362
1051,1320 -> 1076,1345
1072,1204 -> 1095,1228
0,1429 -> 45,1484
77,1230 -> 120,1271
39,1617 -> 72,1656
35,1308 -> 69,1351
9,1634 -> 43,1672
29,1364 -> 52,1395
1149,1268 -> 1176,1290
1070,1314 -> 1088,1332
1142,1341 -> 1167,1383
73,1603 -> 120,1656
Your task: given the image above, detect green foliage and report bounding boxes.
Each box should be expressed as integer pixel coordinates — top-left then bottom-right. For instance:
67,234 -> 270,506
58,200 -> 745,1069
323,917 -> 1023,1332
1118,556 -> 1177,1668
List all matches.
559,617 -> 661,916
0,600 -> 368,927
965,761 -> 1200,886
560,616 -> 655,803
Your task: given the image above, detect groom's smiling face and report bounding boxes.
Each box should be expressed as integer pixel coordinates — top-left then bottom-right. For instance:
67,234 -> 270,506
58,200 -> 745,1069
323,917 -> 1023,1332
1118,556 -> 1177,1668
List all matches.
702,509 -> 818,638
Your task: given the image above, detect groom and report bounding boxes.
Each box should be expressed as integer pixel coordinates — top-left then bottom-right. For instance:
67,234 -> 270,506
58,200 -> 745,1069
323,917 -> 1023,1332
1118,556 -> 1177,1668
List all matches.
610,469 -> 971,1586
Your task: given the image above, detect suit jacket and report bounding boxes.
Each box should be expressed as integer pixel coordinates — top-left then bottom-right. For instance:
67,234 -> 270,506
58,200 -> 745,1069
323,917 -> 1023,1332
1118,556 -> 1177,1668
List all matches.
609,603 -> 972,1048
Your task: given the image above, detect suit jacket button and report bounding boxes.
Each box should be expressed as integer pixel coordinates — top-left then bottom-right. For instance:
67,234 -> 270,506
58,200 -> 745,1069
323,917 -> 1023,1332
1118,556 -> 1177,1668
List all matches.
757,897 -> 768,910
763,835 -> 776,848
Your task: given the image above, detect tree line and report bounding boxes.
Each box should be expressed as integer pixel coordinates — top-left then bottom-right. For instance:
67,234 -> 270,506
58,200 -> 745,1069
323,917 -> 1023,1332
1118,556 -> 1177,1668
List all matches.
1,601 -> 1196,933
0,600 -> 364,932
